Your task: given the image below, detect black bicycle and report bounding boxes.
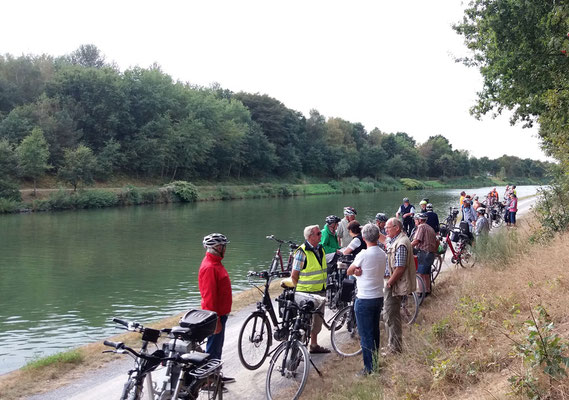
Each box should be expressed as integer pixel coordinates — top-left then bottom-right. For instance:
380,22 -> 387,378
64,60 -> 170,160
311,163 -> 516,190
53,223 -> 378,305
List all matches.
104,311 -> 223,400
237,269 -> 293,370
265,297 -> 323,400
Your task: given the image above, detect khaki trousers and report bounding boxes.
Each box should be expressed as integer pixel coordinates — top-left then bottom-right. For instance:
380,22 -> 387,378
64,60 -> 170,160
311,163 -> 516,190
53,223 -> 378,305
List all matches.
383,286 -> 403,353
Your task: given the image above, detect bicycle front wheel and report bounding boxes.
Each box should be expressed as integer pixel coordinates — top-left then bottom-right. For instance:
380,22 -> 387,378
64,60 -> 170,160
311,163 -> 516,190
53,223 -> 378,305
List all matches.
330,305 -> 362,357
459,243 -> 476,268
238,312 -> 272,370
266,340 -> 309,400
121,377 -> 144,400
400,292 -> 419,325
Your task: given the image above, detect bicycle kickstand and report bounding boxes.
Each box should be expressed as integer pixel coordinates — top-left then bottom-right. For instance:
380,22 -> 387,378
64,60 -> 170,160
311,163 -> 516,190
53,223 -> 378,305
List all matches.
309,357 -> 323,377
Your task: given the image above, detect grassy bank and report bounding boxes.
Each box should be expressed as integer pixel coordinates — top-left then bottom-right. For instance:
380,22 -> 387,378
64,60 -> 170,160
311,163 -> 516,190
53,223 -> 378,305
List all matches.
299,220 -> 569,400
1,175 -> 549,214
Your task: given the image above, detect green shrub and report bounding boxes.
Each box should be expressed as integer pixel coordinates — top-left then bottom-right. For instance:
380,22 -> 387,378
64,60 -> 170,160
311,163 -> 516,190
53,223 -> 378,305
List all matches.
140,188 -> 161,204
400,178 -> 425,190
117,185 -> 141,205
47,189 -> 75,210
328,180 -> 341,190
0,198 -> 20,213
75,190 -> 118,208
0,179 -> 22,201
166,181 -> 199,202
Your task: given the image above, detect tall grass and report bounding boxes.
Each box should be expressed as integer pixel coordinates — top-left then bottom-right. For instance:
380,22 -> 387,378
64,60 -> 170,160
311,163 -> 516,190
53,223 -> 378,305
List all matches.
23,350 -> 83,371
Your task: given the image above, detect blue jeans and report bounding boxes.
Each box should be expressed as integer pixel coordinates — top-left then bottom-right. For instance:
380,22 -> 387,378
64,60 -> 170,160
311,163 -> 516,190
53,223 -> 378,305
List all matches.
354,297 -> 384,373
206,314 -> 228,360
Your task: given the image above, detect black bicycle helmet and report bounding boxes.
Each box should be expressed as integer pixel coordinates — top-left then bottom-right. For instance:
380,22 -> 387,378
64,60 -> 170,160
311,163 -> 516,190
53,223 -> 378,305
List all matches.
326,215 -> 341,225
375,213 -> 388,222
426,203 -> 434,211
343,206 -> 357,216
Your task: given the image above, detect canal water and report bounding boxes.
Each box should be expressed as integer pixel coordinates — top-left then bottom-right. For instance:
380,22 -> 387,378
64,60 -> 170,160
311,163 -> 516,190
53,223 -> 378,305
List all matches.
0,185 -> 538,373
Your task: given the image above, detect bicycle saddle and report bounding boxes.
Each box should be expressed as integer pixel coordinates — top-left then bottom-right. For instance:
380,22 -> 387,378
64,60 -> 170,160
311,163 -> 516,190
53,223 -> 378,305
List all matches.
179,351 -> 210,365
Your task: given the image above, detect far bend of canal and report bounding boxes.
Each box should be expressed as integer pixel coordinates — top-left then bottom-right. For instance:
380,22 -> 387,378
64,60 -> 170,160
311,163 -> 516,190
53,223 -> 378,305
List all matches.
0,185 -> 539,374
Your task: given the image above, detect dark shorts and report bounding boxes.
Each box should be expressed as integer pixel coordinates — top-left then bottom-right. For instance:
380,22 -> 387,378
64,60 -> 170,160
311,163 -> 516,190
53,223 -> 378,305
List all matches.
417,251 -> 435,274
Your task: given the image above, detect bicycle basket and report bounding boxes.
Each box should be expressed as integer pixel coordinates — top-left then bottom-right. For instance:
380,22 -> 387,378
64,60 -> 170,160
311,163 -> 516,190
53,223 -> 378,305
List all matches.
450,228 -> 461,242
141,327 -> 161,343
179,309 -> 218,342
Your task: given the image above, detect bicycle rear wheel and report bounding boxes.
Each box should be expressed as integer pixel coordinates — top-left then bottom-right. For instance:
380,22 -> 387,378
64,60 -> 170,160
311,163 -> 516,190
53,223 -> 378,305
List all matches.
431,254 -> 443,283
266,340 -> 309,400
400,292 -> 419,325
459,243 -> 476,268
330,305 -> 362,357
195,372 -> 224,400
238,312 -> 272,370
415,275 -> 426,306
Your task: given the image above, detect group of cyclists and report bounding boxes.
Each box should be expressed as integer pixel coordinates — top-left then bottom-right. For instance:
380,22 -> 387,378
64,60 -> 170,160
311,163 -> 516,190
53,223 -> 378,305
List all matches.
195,187 -> 519,389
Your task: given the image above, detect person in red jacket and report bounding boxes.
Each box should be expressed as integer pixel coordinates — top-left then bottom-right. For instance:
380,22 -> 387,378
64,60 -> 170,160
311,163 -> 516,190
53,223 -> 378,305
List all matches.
198,233 -> 234,384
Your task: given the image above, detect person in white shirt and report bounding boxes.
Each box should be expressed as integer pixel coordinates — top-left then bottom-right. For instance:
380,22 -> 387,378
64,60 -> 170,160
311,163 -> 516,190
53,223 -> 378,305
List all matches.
347,223 -> 386,375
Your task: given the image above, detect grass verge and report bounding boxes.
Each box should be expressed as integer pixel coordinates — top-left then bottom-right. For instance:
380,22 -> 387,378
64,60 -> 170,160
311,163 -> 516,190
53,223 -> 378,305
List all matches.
299,218 -> 569,400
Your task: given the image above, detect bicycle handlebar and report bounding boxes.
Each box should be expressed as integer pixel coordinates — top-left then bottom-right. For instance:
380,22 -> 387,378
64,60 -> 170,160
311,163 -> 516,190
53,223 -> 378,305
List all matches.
104,340 -> 123,349
247,270 -> 291,279
112,318 -> 129,328
266,235 -> 298,248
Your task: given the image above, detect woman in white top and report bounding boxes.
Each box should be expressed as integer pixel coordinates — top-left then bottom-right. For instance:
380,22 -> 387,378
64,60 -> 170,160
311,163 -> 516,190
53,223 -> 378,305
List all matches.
347,223 -> 386,375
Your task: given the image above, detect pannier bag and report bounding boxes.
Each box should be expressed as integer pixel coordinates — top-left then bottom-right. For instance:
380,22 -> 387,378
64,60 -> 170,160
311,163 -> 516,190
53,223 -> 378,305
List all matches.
459,221 -> 470,235
450,228 -> 461,242
339,278 -> 356,303
179,309 -> 218,342
439,224 -> 449,238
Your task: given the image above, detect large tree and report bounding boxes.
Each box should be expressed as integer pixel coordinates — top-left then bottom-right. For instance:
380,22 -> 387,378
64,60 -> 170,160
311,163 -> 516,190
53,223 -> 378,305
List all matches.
454,0 -> 569,168
16,127 -> 50,195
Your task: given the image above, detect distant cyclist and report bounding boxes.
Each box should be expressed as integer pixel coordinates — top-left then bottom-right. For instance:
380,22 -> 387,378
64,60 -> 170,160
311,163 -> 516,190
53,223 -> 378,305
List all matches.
374,213 -> 388,250
337,206 -> 357,248
342,220 -> 367,257
395,197 -> 415,237
321,215 -> 341,263
425,203 -> 440,234
508,193 -> 518,227
475,207 -> 490,236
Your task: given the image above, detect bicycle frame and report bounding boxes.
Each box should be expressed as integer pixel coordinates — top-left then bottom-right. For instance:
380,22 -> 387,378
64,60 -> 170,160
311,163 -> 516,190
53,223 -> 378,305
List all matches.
266,235 -> 297,273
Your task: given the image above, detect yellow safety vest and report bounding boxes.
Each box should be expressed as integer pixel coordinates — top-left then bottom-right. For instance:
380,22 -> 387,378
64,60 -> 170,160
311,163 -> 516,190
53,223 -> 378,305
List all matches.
295,244 -> 327,293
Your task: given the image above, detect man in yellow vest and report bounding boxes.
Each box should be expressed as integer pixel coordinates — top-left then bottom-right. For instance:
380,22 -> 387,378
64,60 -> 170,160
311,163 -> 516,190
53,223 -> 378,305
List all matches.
384,217 -> 417,354
291,224 -> 330,354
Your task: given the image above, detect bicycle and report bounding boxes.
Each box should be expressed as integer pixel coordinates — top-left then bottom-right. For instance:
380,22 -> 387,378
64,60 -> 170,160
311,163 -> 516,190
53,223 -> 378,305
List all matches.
431,224 -> 449,284
104,313 -> 223,400
265,296 -> 323,400
266,235 -> 299,274
490,203 -> 504,228
158,309 -> 223,400
445,206 -> 460,228
443,222 -> 476,268
237,269 -> 293,370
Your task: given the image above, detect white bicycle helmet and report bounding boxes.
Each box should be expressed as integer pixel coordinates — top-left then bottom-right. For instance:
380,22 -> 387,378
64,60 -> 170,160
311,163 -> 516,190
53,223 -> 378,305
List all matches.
202,233 -> 230,249
343,206 -> 357,216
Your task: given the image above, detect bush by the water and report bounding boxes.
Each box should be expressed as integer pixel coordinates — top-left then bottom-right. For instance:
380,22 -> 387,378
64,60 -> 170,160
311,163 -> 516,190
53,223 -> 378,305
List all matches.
167,181 -> 199,202
0,179 -> 22,201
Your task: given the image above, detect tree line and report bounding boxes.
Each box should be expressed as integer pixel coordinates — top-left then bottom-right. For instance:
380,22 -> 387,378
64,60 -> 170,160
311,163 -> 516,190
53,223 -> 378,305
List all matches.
0,45 -> 551,195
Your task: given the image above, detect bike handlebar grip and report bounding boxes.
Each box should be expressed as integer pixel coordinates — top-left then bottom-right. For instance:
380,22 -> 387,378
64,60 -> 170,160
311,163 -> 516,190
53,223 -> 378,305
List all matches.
103,340 -> 122,349
112,317 -> 129,327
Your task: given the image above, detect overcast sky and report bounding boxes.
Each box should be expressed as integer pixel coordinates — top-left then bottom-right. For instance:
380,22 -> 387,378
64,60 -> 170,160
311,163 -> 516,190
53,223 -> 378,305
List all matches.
2,0 -> 549,161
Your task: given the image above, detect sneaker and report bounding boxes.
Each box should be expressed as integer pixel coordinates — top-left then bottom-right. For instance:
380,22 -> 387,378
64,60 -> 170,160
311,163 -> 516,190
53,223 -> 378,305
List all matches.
221,376 -> 236,384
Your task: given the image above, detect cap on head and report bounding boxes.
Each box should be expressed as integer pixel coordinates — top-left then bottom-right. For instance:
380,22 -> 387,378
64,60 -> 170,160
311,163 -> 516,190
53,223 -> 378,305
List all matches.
403,197 -> 410,203
203,233 -> 230,249
420,200 -> 427,206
